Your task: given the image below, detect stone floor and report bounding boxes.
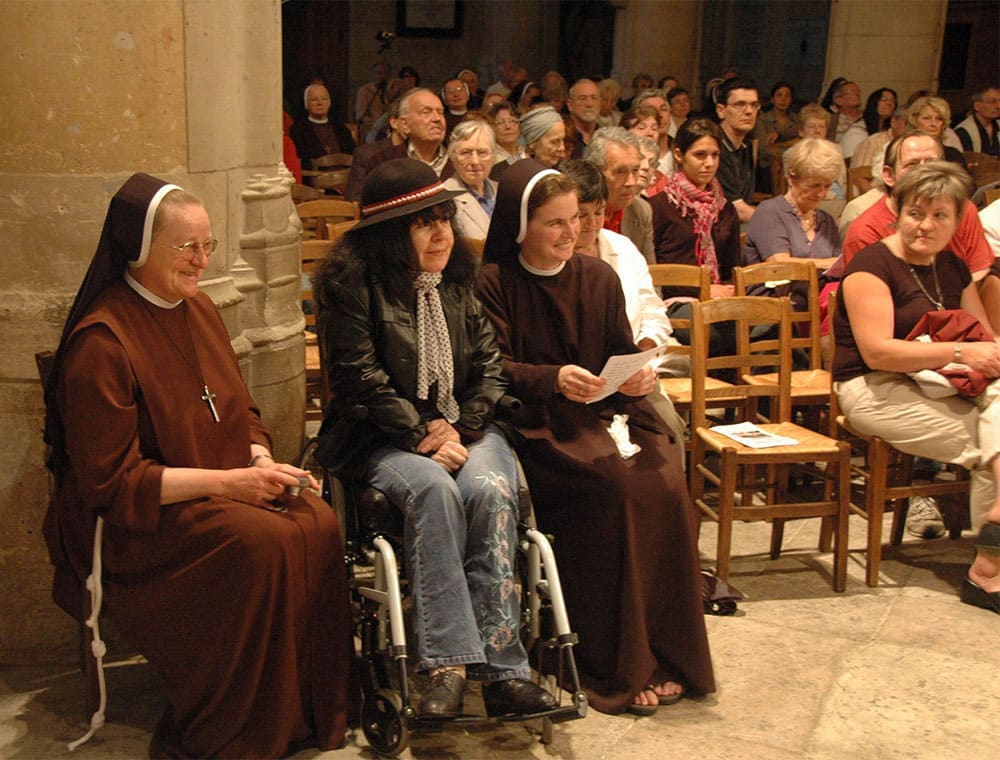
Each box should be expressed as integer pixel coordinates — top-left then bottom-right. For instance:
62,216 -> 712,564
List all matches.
2,514 -> 996,760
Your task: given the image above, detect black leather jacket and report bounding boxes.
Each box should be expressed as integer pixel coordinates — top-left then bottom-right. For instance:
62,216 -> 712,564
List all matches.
316,270 -> 506,476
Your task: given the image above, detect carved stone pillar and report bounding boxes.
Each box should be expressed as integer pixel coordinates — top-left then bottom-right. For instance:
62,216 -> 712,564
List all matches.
237,173 -> 306,462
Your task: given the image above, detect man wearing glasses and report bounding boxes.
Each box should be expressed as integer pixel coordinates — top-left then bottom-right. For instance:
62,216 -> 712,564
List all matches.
714,78 -> 761,223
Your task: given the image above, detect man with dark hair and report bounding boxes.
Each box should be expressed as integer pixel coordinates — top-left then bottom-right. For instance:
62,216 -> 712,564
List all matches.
714,78 -> 760,222
956,87 -> 1000,157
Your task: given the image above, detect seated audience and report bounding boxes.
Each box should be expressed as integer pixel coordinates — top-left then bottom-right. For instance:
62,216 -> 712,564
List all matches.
906,95 -> 969,171
648,118 -> 740,351
456,67 -> 484,110
619,72 -> 654,112
314,159 -> 558,719
352,88 -> 453,199
956,87 -> 1000,157
665,87 -> 693,141
597,78 -> 622,127
476,159 -> 716,714
509,80 -> 542,114
443,120 -> 497,239
851,105 -> 908,196
566,78 -> 602,157
541,70 -> 569,112
825,80 -> 867,158
346,95 -> 407,201
637,136 -> 668,197
354,61 -> 390,141
43,174 -> 353,757
714,78 -> 762,222
585,127 -> 655,263
744,138 -> 844,303
484,101 -> 522,165
517,105 -> 566,168
633,89 -> 673,166
844,131 -> 993,281
441,77 -> 471,138
761,81 -> 800,146
907,96 -> 968,169
833,161 -> 1000,614
290,84 -> 357,167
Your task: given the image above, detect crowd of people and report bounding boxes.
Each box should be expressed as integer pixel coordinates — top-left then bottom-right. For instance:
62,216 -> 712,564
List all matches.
41,62 -> 1000,757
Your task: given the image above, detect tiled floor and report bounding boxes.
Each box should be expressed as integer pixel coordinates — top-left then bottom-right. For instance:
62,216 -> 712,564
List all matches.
2,515 -> 996,759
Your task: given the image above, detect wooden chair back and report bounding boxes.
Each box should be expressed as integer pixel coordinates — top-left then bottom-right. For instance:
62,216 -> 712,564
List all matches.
326,220 -> 357,243
291,183 -> 322,203
847,164 -> 871,202
301,240 -> 334,419
985,187 -> 1000,207
462,237 -> 486,259
647,263 -> 709,334
964,152 -> 1000,188
296,199 -> 360,240
734,259 -> 822,370
689,296 -> 793,429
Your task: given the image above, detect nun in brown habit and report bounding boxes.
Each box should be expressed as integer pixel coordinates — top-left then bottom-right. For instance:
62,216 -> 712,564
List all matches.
476,159 -> 715,715
42,173 -> 353,758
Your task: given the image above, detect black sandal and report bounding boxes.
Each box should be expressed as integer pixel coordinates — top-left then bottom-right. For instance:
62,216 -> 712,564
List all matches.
961,523 -> 1000,615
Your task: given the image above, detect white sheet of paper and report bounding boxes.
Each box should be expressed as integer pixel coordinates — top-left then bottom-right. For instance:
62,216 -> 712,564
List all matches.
586,345 -> 667,404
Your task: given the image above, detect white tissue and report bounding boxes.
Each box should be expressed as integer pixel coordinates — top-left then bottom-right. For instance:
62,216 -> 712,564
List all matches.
607,414 -> 641,459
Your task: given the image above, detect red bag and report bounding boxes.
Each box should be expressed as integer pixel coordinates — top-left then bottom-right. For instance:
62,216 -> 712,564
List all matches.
905,310 -> 992,398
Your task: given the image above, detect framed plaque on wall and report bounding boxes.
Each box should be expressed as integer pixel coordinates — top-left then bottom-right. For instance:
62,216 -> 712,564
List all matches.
397,1 -> 463,38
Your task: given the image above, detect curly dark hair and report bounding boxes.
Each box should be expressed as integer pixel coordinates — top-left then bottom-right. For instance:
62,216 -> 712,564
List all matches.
313,200 -> 476,308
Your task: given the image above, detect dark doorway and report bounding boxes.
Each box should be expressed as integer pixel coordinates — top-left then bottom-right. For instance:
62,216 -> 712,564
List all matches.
282,0 -> 351,122
701,0 -> 830,106
558,0 -> 616,82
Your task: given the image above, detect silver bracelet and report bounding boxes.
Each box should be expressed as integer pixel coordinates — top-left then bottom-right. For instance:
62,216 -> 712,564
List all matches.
248,453 -> 274,467
953,344 -> 962,363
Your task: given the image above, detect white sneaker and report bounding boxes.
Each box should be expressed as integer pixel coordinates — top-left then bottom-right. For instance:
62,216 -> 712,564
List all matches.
905,495 -> 946,539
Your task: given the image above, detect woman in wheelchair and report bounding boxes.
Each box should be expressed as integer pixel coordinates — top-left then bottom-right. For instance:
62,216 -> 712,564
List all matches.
313,158 -> 558,717
476,160 -> 716,715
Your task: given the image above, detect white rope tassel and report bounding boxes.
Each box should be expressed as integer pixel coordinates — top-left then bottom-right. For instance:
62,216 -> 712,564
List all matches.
67,516 -> 107,752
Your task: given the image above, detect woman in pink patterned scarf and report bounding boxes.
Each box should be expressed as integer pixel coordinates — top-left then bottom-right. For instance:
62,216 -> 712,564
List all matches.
647,118 -> 741,351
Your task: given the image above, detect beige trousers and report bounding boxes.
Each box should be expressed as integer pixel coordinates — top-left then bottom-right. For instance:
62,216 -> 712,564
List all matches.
834,372 -> 1000,530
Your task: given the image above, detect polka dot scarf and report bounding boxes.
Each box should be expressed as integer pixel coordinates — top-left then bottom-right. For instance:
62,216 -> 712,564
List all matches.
414,272 -> 460,422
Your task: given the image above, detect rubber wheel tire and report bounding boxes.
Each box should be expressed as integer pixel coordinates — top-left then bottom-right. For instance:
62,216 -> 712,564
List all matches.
361,688 -> 410,757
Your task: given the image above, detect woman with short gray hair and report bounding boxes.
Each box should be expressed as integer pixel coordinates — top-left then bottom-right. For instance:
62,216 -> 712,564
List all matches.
443,119 -> 498,239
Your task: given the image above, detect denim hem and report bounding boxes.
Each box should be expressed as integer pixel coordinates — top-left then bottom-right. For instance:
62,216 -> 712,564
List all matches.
466,666 -> 532,683
416,653 -> 486,673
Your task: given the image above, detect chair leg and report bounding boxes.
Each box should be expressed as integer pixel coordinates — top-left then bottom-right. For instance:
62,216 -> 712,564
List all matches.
832,445 -> 850,592
818,516 -> 834,553
715,449 -> 738,580
865,439 -> 890,587
769,520 -> 785,560
889,455 -> 915,546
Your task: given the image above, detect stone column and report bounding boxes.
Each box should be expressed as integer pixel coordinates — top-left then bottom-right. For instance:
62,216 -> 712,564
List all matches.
0,0 -> 296,665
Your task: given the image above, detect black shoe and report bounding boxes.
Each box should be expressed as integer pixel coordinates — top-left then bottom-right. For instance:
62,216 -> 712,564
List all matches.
418,669 -> 465,718
960,577 -> 1000,614
482,678 -> 558,717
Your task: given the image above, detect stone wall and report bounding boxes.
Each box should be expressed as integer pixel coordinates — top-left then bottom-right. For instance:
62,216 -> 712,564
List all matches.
0,0 -> 301,665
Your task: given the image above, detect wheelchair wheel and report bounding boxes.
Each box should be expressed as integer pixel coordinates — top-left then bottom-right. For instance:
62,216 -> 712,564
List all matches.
361,688 -> 410,757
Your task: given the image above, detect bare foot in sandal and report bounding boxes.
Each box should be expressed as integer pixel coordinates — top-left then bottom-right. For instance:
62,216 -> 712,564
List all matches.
651,680 -> 684,705
627,687 -> 659,715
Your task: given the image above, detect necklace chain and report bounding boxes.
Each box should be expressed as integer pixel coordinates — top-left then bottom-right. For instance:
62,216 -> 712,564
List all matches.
135,295 -> 221,422
906,259 -> 944,311
785,193 -> 816,232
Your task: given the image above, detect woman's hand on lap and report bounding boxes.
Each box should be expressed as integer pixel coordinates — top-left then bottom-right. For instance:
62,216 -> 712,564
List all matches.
956,341 -> 1000,378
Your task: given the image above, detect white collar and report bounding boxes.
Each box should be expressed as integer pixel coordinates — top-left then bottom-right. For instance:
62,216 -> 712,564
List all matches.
518,253 -> 566,276
125,272 -> 183,309
308,116 -> 330,124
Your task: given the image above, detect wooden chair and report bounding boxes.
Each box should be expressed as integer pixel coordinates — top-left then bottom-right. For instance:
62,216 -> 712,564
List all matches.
648,264 -> 738,431
985,187 -> 1000,207
301,240 -> 334,420
964,152 -> 1000,189
291,183 -> 322,203
734,259 -> 830,428
295,199 -> 360,240
687,297 -> 850,591
463,237 -> 486,259
825,290 -> 968,587
35,350 -> 115,745
308,152 -> 354,195
326,219 -> 357,243
847,164 -> 871,202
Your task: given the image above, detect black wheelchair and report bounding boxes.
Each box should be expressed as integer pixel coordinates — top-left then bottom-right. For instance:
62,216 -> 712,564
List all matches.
300,425 -> 588,757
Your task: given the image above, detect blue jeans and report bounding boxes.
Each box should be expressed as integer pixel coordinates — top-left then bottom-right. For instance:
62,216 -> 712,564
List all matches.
366,426 -> 529,681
